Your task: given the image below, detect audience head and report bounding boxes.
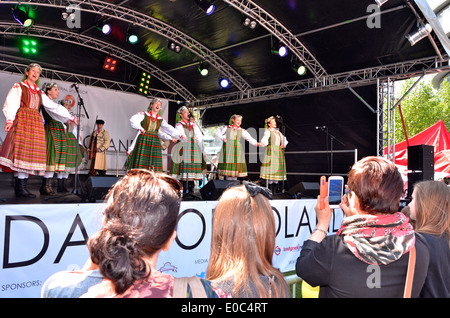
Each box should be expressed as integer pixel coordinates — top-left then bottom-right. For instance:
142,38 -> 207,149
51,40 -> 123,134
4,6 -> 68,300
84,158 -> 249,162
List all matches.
347,156 -> 403,215
87,169 -> 182,295
409,180 -> 449,240
207,182 -> 285,297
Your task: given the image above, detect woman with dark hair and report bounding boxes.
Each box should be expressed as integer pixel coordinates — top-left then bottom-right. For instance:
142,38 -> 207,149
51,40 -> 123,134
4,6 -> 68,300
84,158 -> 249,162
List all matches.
0,64 -> 77,197
41,169 -> 229,298
296,156 -> 430,298
408,180 -> 449,297
207,181 -> 289,298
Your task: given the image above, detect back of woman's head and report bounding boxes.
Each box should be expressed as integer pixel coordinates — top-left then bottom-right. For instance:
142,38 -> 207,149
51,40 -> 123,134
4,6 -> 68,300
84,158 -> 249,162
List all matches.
413,180 -> 450,239
348,156 -> 403,214
207,184 -> 285,297
88,169 -> 181,295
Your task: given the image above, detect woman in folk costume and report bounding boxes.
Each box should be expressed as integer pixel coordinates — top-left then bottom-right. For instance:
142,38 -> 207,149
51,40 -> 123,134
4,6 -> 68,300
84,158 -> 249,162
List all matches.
88,119 -> 110,176
170,106 -> 204,192
215,114 -> 260,180
39,82 -> 71,195
259,116 -> 288,193
0,63 -> 77,198
124,98 -> 183,172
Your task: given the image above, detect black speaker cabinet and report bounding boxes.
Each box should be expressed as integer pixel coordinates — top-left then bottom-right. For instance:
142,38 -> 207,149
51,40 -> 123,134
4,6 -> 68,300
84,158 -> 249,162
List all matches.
86,176 -> 120,202
288,182 -> 320,198
200,180 -> 241,200
407,172 -> 434,198
407,144 -> 434,173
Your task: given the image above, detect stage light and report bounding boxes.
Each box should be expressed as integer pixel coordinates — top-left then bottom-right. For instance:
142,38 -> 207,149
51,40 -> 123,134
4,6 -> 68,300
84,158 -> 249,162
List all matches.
99,22 -> 111,35
219,78 -> 229,88
271,43 -> 288,57
138,72 -> 151,95
127,26 -> 139,44
295,65 -> 307,76
406,24 -> 432,46
241,15 -> 257,29
198,63 -> 209,76
103,57 -> 117,72
12,6 -> 33,28
195,0 -> 215,15
168,40 -> 182,53
22,38 -> 38,55
375,0 -> 388,7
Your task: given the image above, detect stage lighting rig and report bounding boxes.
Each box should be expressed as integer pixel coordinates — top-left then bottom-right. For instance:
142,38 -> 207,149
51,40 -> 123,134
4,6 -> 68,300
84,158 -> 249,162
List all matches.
195,0 -> 215,15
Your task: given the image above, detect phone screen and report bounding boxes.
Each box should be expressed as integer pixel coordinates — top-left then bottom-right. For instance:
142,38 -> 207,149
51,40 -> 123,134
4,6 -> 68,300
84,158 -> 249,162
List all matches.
328,178 -> 343,205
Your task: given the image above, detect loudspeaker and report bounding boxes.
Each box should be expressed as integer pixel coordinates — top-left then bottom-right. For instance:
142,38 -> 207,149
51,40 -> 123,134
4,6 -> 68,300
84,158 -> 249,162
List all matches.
407,172 -> 433,198
288,181 -> 320,198
408,145 -> 434,173
200,180 -> 241,200
86,176 -> 120,202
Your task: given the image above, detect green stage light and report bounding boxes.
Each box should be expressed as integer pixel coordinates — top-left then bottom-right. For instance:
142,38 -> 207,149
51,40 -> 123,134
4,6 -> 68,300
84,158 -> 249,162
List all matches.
138,72 -> 151,95
22,38 -> 38,54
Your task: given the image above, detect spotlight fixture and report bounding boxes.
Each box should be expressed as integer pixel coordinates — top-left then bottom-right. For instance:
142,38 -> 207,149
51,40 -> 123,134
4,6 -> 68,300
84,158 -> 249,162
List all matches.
271,43 -> 288,57
138,72 -> 151,95
12,6 -> 33,28
375,0 -> 388,7
168,40 -> 182,53
241,15 -> 257,29
127,26 -> 139,44
103,57 -> 117,72
98,22 -> 111,35
198,63 -> 209,76
406,24 -> 432,46
219,78 -> 229,88
195,0 -> 215,16
293,64 -> 307,76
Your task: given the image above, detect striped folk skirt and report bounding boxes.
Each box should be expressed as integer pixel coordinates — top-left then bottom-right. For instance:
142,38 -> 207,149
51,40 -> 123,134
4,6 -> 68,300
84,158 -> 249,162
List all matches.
64,131 -> 83,173
170,139 -> 203,180
217,140 -> 247,177
124,131 -> 164,171
260,145 -> 287,181
0,107 -> 46,175
45,120 -> 67,172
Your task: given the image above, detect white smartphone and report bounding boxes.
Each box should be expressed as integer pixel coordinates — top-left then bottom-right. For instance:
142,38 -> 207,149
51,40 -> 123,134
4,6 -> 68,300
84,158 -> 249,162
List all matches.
327,176 -> 344,208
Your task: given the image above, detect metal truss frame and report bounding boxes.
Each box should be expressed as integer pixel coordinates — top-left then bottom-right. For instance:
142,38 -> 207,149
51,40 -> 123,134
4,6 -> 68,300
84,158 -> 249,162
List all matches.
223,0 -> 327,80
193,56 -> 450,109
0,0 -> 251,94
0,60 -> 179,101
377,78 -> 396,159
0,21 -> 191,100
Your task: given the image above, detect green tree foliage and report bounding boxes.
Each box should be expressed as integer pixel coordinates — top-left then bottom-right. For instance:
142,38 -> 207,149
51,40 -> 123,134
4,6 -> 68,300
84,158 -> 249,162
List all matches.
394,78 -> 450,143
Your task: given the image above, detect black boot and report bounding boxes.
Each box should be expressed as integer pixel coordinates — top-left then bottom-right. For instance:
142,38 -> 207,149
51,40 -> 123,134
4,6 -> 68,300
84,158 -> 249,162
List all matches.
40,178 -> 55,195
16,178 -> 36,198
57,178 -> 69,193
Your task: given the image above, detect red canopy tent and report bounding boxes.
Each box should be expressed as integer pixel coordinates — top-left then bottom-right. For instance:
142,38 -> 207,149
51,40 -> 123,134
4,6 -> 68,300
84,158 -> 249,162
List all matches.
385,120 -> 450,179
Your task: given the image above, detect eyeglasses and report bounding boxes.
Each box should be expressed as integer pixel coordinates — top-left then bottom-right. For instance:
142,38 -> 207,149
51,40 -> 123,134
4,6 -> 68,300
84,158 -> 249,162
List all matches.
243,181 -> 273,200
126,169 -> 183,200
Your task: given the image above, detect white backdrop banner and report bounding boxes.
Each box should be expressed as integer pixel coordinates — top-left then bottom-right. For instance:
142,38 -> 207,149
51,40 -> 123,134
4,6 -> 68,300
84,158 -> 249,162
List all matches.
0,200 -> 343,298
0,72 -> 169,171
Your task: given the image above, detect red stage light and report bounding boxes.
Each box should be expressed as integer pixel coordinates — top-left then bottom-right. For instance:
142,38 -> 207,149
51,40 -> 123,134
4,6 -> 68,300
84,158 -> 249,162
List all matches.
103,57 -> 117,71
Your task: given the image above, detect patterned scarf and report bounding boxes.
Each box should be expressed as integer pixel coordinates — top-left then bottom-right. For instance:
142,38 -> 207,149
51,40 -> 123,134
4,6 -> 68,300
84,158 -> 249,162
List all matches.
337,212 -> 415,265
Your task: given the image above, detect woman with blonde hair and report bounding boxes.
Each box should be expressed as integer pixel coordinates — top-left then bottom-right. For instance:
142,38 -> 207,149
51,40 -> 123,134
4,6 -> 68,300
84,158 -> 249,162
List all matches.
207,181 -> 289,298
408,180 -> 449,297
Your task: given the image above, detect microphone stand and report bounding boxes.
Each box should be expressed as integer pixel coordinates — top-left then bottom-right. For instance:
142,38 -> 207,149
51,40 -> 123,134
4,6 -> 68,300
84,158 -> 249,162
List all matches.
276,116 -> 286,195
45,83 -> 88,202
317,126 -> 345,174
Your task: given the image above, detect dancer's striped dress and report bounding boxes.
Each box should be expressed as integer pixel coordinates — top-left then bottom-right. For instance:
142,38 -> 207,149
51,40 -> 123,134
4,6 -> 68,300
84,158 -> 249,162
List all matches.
170,121 -> 204,180
215,126 -> 258,178
124,111 -> 180,172
64,122 -> 83,173
260,128 -> 288,181
42,107 -> 67,172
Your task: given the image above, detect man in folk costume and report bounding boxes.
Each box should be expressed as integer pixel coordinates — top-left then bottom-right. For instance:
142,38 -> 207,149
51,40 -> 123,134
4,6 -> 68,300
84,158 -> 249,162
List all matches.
170,106 -> 205,193
88,119 -> 110,176
0,63 -> 78,198
124,98 -> 184,171
215,114 -> 260,180
259,116 -> 288,193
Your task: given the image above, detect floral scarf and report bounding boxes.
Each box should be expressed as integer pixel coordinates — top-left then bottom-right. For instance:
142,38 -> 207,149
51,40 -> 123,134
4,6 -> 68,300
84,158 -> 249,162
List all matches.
337,212 -> 415,265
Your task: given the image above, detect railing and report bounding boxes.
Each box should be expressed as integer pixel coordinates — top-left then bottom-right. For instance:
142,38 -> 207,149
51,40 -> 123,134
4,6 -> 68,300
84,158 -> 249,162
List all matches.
284,274 -> 303,298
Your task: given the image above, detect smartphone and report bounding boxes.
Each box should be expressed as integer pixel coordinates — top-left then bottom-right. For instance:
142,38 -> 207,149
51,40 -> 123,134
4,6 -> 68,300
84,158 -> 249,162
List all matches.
319,176 -> 328,209
327,176 -> 344,208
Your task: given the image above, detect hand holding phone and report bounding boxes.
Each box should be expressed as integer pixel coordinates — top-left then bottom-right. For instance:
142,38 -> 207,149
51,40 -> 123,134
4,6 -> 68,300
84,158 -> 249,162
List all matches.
328,176 -> 344,208
319,176 -> 328,209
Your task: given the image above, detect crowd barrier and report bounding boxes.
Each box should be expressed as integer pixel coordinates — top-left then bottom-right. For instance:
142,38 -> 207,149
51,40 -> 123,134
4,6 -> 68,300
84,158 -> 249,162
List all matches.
0,199 -> 344,298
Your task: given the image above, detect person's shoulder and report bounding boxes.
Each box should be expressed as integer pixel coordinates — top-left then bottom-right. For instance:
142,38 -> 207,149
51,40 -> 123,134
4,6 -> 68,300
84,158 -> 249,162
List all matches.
41,270 -> 102,298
